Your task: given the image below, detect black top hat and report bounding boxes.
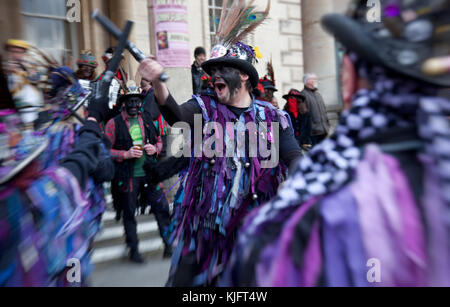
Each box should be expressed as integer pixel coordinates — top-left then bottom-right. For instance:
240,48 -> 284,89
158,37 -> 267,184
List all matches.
261,79 -> 278,92
202,42 -> 259,89
321,0 -> 450,87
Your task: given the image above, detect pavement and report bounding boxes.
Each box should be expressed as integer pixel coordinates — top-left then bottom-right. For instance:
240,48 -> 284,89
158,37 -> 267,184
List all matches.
91,253 -> 171,287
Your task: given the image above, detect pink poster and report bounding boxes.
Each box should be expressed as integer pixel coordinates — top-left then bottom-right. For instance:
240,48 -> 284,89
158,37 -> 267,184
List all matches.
153,0 -> 190,68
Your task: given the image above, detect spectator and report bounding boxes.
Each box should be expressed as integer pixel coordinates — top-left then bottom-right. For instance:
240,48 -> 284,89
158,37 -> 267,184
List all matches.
261,78 -> 278,105
191,47 -> 208,95
302,73 -> 330,146
283,89 -> 312,151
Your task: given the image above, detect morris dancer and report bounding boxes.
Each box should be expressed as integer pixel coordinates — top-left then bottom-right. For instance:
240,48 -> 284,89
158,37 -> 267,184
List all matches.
138,0 -> 302,286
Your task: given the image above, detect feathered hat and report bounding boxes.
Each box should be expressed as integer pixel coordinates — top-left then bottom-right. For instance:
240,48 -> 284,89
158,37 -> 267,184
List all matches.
0,67 -> 48,185
262,58 -> 277,91
5,44 -> 58,125
202,0 -> 271,88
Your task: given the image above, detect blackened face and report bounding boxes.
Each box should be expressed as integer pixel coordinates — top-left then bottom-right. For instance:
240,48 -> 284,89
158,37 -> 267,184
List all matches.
125,97 -> 142,117
79,65 -> 95,79
265,89 -> 275,100
211,66 -> 242,105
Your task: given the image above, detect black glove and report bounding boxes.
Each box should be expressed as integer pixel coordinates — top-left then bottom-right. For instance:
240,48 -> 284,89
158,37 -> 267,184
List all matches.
87,95 -> 109,123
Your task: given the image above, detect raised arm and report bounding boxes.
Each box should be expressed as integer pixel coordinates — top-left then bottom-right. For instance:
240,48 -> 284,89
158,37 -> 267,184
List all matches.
138,58 -> 170,106
138,58 -> 202,127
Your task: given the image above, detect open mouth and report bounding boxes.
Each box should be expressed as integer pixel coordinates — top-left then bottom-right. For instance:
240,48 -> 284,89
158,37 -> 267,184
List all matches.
214,81 -> 227,94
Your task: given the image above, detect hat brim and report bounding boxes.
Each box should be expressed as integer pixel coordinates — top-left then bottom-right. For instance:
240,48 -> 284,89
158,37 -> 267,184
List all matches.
77,63 -> 98,68
263,85 -> 278,92
202,58 -> 259,89
321,13 -> 450,87
118,93 -> 145,104
283,93 -> 305,100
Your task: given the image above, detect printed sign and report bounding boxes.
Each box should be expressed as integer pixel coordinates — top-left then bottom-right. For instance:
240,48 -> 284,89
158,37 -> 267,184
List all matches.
153,0 -> 190,68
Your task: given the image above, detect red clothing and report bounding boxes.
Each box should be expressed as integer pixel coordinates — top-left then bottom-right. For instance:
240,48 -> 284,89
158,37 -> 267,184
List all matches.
287,97 -> 299,119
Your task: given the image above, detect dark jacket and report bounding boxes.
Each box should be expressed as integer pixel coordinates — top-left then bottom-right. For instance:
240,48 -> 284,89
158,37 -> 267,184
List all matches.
302,87 -> 330,136
284,107 -> 313,146
191,63 -> 207,95
142,90 -> 161,121
111,112 -> 158,190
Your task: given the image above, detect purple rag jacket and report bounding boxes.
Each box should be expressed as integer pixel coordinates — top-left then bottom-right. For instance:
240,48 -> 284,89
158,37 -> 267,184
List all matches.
168,95 -> 290,286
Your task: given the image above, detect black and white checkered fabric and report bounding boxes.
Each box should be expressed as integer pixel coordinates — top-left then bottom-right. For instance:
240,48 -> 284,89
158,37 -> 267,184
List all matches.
242,59 -> 450,242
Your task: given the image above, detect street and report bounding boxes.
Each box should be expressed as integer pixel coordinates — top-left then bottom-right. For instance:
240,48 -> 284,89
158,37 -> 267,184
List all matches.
91,254 -> 171,287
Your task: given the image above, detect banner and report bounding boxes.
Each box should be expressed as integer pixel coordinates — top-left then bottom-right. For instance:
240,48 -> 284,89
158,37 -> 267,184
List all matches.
153,0 -> 190,68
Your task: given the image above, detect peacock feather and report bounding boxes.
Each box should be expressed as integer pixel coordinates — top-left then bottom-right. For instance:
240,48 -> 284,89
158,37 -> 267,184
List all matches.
215,0 -> 271,48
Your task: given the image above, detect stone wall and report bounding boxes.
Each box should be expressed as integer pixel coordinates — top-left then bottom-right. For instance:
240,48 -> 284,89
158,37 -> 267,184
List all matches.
253,0 -> 304,107
0,0 -> 23,56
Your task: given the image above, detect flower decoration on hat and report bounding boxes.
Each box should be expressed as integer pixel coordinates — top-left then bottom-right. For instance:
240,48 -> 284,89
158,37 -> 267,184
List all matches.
254,46 -> 263,59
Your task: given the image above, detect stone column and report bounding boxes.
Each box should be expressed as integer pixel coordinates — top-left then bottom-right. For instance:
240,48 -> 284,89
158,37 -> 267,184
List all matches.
147,1 -> 192,104
301,0 -> 342,129
79,0 -> 110,73
148,0 -> 193,202
0,1 -> 22,50
108,0 -> 139,79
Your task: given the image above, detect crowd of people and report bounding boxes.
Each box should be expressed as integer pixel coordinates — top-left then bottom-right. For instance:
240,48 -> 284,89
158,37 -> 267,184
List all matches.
1,0 -> 449,287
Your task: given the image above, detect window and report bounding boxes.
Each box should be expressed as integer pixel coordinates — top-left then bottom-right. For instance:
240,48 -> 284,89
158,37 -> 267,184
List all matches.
208,0 -> 231,46
20,0 -> 78,63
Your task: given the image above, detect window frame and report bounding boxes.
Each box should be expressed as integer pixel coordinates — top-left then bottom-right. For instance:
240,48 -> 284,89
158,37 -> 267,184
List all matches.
20,1 -> 79,64
208,0 -> 231,46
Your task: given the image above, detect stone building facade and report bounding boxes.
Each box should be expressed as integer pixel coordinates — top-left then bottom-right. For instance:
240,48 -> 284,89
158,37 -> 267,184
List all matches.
1,0 -> 351,201
1,0 -> 350,116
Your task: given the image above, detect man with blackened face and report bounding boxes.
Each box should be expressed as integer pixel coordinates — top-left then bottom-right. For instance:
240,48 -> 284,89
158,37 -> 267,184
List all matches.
210,66 -> 253,107
104,85 -> 172,264
124,96 -> 142,118
138,32 -> 302,286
